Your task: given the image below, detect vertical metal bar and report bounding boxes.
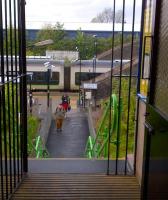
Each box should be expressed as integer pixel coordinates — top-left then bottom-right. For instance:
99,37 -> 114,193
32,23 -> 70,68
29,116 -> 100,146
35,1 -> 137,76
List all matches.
9,0 -> 17,186
20,0 -> 27,173
107,0 -> 115,175
18,0 -> 23,177
0,0 -> 4,198
14,0 -> 20,182
0,5 -> 8,199
124,0 -> 136,175
5,0 -> 13,192
115,0 -> 125,175
0,89 -> 4,200
2,87 -> 8,199
137,0 -> 146,93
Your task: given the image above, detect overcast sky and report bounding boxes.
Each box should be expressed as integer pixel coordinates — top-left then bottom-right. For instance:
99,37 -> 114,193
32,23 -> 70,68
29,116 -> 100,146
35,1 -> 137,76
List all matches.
26,0 -> 142,26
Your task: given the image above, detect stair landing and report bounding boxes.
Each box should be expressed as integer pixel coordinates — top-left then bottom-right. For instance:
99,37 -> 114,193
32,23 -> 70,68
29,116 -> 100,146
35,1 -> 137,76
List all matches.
12,174 -> 140,199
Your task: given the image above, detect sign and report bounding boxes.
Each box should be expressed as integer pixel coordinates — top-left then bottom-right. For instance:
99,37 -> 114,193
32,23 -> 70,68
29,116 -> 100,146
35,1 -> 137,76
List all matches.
83,83 -> 97,90
85,91 -> 92,99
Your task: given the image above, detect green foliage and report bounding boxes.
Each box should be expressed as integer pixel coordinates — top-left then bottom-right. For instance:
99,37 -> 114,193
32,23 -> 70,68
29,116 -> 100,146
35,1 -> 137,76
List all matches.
3,27 -> 19,54
27,23 -> 138,59
98,78 -> 137,158
1,83 -> 20,157
28,116 -> 40,142
27,115 -> 40,157
1,84 -> 40,157
28,22 -> 67,55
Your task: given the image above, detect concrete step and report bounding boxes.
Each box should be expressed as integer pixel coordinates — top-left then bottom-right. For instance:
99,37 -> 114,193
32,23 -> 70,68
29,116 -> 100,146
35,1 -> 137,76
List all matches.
28,158 -> 133,174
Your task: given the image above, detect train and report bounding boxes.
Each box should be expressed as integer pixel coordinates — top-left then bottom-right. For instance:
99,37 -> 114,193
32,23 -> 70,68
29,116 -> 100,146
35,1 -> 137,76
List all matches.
2,56 -> 130,91
26,57 -> 130,91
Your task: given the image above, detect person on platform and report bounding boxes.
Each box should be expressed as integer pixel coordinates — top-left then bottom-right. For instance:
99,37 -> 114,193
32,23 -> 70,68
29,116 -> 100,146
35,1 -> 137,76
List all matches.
61,94 -> 71,112
55,104 -> 66,132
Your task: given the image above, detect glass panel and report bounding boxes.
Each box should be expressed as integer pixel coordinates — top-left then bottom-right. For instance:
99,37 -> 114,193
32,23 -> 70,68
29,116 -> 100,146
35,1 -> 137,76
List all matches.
140,0 -> 154,97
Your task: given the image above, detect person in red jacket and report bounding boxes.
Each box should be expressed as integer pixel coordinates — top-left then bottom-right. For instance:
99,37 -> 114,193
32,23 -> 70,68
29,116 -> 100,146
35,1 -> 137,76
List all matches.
61,94 -> 70,112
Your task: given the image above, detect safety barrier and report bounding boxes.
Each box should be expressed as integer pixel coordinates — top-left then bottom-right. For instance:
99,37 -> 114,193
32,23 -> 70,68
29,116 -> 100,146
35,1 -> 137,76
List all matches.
85,94 -> 121,158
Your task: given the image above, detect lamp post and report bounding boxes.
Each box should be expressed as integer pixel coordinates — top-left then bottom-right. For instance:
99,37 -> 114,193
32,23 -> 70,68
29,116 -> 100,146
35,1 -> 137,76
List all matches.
76,47 -> 82,105
93,35 -> 97,107
44,62 -> 55,108
28,73 -> 33,114
93,35 -> 97,82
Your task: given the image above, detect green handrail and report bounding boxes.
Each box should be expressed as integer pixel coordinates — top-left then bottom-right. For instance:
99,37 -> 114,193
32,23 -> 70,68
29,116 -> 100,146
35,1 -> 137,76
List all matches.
85,136 -> 94,158
85,94 -> 121,158
35,135 -> 49,158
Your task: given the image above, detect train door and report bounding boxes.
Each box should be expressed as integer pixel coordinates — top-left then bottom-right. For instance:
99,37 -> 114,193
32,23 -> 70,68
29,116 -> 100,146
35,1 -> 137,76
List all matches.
64,65 -> 71,91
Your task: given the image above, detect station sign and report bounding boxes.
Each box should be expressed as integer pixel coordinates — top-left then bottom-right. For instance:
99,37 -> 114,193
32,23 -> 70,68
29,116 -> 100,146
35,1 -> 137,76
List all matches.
83,83 -> 97,90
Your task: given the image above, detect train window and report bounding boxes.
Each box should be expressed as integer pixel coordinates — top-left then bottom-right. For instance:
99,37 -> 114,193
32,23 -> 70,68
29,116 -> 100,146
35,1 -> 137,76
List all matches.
50,72 -> 59,84
27,71 -> 59,85
75,72 -> 102,85
33,72 -> 46,82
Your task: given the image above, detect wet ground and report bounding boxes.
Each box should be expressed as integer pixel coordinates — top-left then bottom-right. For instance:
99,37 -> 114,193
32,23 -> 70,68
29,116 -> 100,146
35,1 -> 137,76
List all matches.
46,108 -> 89,158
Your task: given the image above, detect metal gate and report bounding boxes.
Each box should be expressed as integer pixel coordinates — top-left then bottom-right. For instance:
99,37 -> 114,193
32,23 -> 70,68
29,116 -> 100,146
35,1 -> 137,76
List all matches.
0,0 -> 27,199
84,0 -> 141,175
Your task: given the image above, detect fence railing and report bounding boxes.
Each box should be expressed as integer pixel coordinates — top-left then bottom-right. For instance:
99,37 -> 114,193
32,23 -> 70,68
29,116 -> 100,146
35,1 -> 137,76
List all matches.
0,0 -> 27,199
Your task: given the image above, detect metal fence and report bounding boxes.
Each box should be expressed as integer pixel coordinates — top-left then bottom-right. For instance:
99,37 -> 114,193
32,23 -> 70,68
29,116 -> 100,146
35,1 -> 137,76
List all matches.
85,0 -> 140,175
0,0 -> 27,199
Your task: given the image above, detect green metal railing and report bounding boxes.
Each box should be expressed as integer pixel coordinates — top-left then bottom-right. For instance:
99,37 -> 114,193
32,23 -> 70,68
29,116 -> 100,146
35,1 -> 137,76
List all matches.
28,135 -> 49,158
35,136 -> 49,158
85,94 -> 122,158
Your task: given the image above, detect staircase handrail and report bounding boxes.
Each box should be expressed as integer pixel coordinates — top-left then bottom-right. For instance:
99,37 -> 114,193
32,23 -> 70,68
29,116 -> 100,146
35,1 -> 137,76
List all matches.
35,135 -> 49,158
85,94 -> 119,158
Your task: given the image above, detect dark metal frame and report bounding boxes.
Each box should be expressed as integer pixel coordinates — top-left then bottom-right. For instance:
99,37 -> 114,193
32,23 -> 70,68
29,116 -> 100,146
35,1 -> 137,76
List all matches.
141,0 -> 162,199
0,0 -> 27,199
148,0 -> 161,105
106,0 -> 138,175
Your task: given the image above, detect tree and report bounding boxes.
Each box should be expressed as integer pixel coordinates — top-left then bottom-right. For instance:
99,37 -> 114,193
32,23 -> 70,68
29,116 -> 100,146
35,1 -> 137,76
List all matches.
37,22 -> 65,43
27,22 -> 78,55
27,22 -> 66,55
91,8 -> 124,23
